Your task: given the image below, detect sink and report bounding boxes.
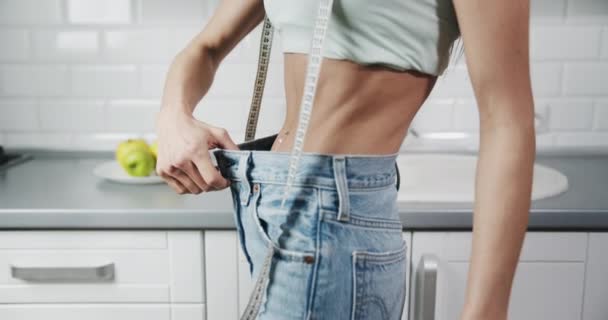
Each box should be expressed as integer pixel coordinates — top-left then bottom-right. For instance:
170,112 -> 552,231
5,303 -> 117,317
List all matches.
396,154 -> 568,202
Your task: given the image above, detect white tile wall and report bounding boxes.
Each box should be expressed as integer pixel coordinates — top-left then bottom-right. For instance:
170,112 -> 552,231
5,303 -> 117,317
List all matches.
39,100 -> 105,132
33,30 -> 99,61
0,29 -> 29,61
0,99 -> 38,131
0,0 -> 606,151
0,0 -> 63,25
103,29 -> 172,62
594,100 -> 608,130
5,132 -> 72,149
603,28 -> 608,58
411,99 -> 454,132
427,65 -> 474,99
566,0 -> 608,23
530,63 -> 563,97
547,100 -> 595,131
71,65 -> 138,97
530,26 -> 601,59
452,100 -> 480,132
0,65 -> 68,96
563,63 -> 608,95
105,99 -> 158,133
138,0 -> 207,24
531,0 -> 566,22
66,0 -> 131,24
140,65 -> 169,98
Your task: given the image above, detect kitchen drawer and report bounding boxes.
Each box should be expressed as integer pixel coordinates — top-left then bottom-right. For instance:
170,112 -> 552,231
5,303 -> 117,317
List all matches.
0,231 -> 204,304
0,304 -> 205,320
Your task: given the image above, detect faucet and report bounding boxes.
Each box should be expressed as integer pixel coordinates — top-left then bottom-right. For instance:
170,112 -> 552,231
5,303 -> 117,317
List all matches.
408,127 -> 420,138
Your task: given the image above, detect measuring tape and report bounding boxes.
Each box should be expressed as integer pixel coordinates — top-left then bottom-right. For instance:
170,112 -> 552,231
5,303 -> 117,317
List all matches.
238,3 -> 336,318
281,0 -> 334,208
244,16 -> 274,142
244,0 -> 334,208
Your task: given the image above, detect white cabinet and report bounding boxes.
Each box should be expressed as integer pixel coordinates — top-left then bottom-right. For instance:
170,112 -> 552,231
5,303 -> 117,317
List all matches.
238,237 -> 254,317
583,233 -> 608,320
4,229 -> 604,320
0,304 -> 205,320
409,232 -> 587,320
204,230 -> 239,320
0,304 -> 172,320
0,231 -> 206,320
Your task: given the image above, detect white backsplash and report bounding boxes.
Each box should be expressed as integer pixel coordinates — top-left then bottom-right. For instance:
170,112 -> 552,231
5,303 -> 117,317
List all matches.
0,0 -> 607,152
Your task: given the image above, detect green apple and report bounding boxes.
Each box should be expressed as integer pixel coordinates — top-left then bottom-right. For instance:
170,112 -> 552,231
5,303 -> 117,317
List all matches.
116,139 -> 150,167
149,140 -> 158,159
122,148 -> 156,177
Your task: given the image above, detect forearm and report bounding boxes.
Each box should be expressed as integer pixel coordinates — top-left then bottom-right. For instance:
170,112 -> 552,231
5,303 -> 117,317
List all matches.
160,43 -> 219,116
462,111 -> 536,318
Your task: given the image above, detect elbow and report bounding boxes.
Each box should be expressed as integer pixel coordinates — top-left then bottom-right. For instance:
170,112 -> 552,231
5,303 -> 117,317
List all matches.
476,94 -> 536,155
172,41 -> 220,75
476,88 -> 536,136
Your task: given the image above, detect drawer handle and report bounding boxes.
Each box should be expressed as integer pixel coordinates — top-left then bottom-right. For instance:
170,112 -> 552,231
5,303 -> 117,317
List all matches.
413,254 -> 439,320
10,263 -> 115,282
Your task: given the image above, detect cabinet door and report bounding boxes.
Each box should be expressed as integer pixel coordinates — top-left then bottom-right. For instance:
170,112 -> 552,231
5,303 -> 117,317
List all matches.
410,232 -> 587,320
204,231 -> 239,320
172,304 -> 206,320
0,304 -> 206,320
583,233 -> 608,320
0,231 -> 204,304
238,241 -> 254,317
0,304 -> 171,320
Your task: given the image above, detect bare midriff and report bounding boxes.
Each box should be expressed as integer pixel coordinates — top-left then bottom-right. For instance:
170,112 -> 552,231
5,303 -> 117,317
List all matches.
269,53 -> 439,155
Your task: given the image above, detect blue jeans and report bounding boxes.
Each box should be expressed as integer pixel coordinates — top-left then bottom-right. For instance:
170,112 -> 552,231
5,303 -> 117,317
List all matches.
213,134 -> 407,320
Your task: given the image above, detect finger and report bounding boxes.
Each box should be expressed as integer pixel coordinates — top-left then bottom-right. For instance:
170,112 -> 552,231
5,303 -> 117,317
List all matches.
209,127 -> 240,151
191,149 -> 231,190
175,160 -> 210,192
168,167 -> 202,194
162,174 -> 188,194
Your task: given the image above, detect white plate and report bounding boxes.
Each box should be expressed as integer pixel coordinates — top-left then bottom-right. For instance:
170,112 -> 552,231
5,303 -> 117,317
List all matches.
93,161 -> 164,184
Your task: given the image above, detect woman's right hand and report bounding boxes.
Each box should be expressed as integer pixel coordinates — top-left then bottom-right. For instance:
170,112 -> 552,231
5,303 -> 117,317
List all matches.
154,107 -> 240,194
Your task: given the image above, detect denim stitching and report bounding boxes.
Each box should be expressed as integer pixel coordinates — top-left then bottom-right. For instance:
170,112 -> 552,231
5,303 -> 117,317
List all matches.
251,183 -> 317,261
305,186 -> 323,320
351,242 -> 408,319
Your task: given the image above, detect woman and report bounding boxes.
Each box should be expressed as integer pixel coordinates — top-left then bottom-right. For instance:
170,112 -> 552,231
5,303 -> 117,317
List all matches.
154,0 -> 535,319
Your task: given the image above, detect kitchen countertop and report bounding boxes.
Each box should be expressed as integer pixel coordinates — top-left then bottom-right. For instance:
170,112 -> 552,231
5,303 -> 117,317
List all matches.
0,149 -> 607,231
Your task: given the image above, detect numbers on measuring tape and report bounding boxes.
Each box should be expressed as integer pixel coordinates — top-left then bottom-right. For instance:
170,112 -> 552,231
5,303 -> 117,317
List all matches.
281,0 -> 334,208
242,1 -> 335,210
245,16 -> 274,142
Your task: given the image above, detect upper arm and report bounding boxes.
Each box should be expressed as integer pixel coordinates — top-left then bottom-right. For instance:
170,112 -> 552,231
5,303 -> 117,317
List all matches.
452,0 -> 534,125
189,0 -> 266,63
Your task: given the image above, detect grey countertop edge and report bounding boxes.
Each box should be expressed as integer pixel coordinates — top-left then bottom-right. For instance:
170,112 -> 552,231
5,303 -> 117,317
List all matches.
2,209 -> 608,231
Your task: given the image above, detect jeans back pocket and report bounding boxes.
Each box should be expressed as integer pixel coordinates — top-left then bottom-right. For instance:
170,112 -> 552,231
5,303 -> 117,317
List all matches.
351,240 -> 408,320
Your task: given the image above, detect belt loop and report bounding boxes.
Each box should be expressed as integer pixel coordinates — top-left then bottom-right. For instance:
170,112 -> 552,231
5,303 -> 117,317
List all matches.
333,155 -> 350,222
237,152 -> 253,206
